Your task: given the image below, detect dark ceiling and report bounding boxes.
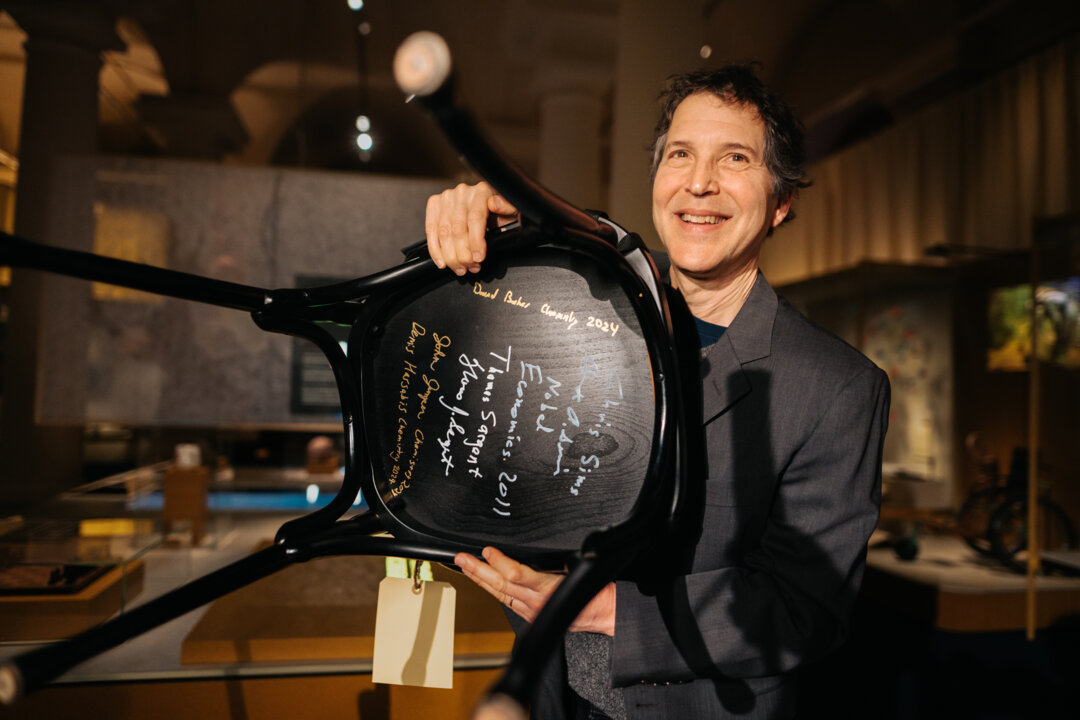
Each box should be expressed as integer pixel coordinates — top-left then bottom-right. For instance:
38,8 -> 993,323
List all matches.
2,0 -> 1079,177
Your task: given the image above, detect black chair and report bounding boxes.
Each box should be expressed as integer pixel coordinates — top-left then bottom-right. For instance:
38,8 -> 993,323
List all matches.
0,32 -> 691,719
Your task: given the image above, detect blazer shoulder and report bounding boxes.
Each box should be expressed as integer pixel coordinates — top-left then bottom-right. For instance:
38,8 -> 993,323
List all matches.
771,295 -> 886,388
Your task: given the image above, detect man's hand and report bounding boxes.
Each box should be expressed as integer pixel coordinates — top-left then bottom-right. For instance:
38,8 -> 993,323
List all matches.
425,182 -> 518,275
454,547 -> 616,636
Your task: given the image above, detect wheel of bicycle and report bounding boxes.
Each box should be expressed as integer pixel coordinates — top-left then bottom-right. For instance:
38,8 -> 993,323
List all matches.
957,486 -> 1007,558
988,495 -> 1079,573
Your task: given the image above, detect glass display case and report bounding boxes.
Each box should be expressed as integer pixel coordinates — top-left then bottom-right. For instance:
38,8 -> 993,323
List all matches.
0,516 -> 161,642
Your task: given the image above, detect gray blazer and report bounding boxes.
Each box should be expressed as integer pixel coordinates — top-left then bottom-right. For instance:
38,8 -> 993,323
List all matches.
606,271 -> 890,718
519,269 -> 890,719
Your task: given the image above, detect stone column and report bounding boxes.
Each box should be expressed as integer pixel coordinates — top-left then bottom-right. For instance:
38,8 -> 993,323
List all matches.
537,83 -> 606,211
0,3 -> 123,511
502,0 -> 615,212
608,0 -> 700,248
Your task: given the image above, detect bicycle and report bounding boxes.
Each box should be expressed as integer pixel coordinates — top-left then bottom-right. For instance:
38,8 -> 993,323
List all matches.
956,434 -> 1077,573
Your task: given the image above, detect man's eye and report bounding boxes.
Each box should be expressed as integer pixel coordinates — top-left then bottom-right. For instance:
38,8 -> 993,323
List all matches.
669,150 -> 689,159
721,152 -> 752,170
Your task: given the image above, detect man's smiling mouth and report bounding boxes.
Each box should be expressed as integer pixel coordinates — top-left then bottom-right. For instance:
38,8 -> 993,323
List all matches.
679,213 -> 726,224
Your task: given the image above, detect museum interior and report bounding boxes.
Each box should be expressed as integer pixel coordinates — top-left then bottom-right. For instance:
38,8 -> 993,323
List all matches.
1,0 -> 1079,718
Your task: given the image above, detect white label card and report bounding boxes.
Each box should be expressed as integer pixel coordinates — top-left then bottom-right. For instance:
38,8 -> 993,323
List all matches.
372,577 -> 456,689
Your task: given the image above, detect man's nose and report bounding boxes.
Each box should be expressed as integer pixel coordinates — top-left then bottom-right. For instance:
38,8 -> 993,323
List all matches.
687,161 -> 719,195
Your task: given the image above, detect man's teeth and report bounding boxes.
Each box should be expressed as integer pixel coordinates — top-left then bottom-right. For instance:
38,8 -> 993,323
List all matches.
680,214 -> 723,224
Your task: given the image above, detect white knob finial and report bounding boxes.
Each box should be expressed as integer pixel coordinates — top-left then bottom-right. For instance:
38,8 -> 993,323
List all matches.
394,31 -> 452,97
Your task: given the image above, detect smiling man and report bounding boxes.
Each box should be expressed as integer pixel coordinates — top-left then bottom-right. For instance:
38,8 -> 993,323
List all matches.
425,66 -> 890,720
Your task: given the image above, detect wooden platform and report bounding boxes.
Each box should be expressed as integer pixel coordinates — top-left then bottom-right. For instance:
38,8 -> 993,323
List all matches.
182,549 -> 514,664
0,561 -> 144,641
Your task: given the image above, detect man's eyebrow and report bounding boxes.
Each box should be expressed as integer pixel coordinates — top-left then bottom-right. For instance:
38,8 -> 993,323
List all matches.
665,139 -> 694,151
718,141 -> 759,156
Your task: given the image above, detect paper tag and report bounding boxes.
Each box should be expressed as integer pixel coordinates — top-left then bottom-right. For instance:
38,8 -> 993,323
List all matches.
372,577 -> 456,689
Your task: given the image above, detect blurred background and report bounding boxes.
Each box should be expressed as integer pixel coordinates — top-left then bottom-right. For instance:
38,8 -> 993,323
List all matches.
0,1 -> 1079,718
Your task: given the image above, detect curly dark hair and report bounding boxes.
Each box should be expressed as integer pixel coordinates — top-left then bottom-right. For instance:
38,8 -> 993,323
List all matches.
649,65 -> 809,223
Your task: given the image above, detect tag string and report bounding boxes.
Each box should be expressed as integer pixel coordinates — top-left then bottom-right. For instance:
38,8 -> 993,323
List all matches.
412,560 -> 423,594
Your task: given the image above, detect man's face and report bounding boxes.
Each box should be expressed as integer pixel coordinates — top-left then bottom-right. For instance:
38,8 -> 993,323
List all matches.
651,93 -> 790,283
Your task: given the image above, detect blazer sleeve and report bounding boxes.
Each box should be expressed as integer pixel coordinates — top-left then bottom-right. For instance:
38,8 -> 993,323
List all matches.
610,364 -> 890,683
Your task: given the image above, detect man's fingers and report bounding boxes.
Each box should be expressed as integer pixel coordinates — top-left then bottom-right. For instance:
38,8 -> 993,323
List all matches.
479,547 -> 563,617
455,552 -> 520,610
424,195 -> 446,269
424,182 -> 515,275
457,550 -> 514,597
466,201 -> 488,265
431,188 -> 467,274
426,185 -> 469,275
447,196 -> 475,275
463,182 -> 500,270
454,549 -> 562,623
481,546 -> 537,586
487,193 -> 519,220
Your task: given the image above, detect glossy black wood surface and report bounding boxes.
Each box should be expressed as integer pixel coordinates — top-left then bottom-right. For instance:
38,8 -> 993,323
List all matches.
358,246 -> 658,557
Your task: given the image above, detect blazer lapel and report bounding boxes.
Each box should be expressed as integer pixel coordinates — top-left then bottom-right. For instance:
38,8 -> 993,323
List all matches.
700,273 -> 777,424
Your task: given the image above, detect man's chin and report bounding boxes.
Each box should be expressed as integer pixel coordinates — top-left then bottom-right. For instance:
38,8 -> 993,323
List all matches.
668,255 -> 722,278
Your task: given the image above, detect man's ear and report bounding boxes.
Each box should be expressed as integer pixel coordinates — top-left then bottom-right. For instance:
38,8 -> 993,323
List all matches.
771,193 -> 793,228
